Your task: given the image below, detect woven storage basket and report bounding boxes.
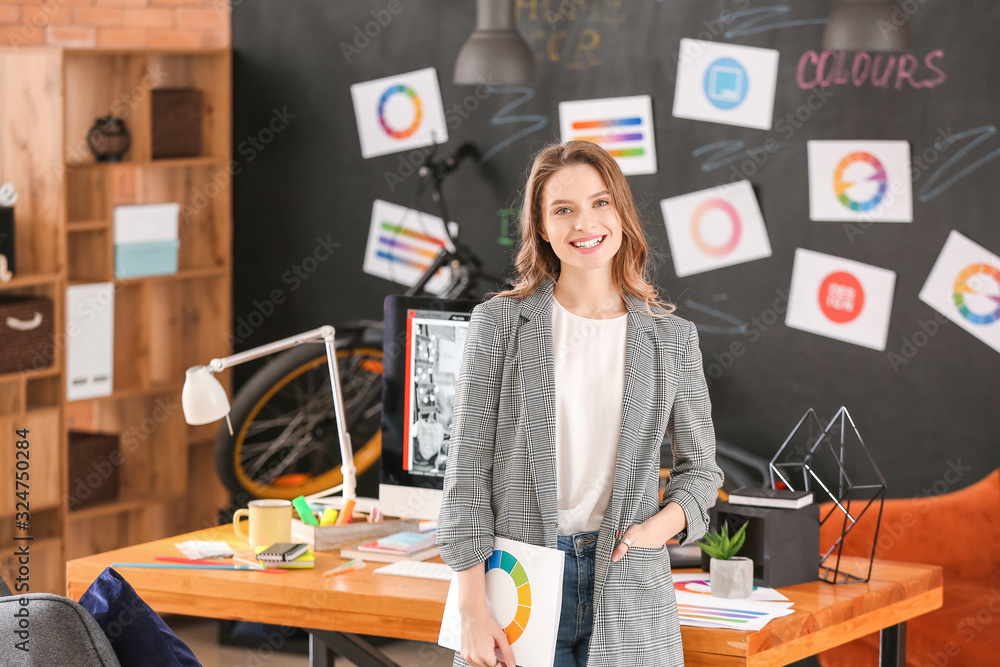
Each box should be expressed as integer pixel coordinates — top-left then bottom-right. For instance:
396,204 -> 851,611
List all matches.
152,87 -> 204,159
0,295 -> 54,374
68,431 -> 121,510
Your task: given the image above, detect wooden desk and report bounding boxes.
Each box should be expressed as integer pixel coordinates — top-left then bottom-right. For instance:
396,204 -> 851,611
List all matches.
66,525 -> 942,667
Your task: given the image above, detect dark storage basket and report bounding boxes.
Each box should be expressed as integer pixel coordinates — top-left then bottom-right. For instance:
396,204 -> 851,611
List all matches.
151,87 -> 204,159
0,295 -> 54,374
68,431 -> 121,510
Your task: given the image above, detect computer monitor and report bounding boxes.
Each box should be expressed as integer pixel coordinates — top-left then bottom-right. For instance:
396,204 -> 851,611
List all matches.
379,294 -> 480,520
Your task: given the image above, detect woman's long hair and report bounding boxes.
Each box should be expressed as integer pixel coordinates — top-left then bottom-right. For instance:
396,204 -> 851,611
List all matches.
489,140 -> 675,318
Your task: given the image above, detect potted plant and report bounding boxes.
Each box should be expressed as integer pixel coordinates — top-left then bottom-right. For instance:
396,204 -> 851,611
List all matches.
697,520 -> 753,598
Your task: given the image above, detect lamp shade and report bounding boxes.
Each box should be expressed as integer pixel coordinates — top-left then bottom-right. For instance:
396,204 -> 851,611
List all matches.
181,365 -> 231,425
823,0 -> 911,52
454,0 -> 535,85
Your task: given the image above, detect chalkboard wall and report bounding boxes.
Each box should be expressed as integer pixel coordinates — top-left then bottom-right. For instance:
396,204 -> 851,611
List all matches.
232,0 -> 1000,498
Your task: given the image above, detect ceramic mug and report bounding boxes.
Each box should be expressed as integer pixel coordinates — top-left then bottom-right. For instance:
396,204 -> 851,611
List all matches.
232,499 -> 292,550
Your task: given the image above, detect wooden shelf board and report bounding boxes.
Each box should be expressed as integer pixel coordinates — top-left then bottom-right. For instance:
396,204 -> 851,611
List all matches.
114,266 -> 228,285
0,273 -> 61,291
68,382 -> 184,404
0,365 -> 61,385
66,156 -> 225,171
67,220 -> 110,232
63,47 -> 230,57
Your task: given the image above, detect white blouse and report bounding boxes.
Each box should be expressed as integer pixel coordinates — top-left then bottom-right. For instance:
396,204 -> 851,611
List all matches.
551,296 -> 628,535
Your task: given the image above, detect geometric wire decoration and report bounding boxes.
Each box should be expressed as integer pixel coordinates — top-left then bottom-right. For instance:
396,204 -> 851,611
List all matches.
769,407 -> 887,584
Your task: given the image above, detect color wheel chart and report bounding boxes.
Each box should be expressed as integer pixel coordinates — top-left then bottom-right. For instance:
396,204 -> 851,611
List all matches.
486,549 -> 532,644
953,263 -> 1000,325
559,95 -> 657,175
834,152 -> 888,212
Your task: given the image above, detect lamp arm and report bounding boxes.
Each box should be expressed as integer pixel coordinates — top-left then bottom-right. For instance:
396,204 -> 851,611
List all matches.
206,325 -> 335,373
203,324 -> 357,501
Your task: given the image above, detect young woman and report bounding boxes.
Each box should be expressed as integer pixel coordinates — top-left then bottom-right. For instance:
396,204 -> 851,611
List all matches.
436,140 -> 725,667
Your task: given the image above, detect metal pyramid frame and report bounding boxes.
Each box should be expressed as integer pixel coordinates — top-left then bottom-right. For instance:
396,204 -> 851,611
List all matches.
769,407 -> 887,584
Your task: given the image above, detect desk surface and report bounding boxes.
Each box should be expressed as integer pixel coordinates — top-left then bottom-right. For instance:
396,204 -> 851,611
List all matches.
66,525 -> 942,667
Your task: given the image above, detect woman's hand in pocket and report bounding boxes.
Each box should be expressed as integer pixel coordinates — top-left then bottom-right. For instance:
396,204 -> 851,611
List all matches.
460,605 -> 516,667
611,522 -> 666,563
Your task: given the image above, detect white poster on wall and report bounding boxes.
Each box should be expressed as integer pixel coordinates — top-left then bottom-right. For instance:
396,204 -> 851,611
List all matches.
559,95 -> 657,175
919,230 -> 1000,354
785,248 -> 897,351
672,39 -> 779,130
660,180 -> 772,277
351,67 -> 448,159
363,199 -> 456,296
807,140 -> 913,222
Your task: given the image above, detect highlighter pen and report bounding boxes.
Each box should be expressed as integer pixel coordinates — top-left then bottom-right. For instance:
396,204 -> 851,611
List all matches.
335,498 -> 356,525
323,559 -> 366,577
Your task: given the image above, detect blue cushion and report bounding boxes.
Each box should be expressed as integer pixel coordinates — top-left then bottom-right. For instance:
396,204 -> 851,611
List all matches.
78,567 -> 200,667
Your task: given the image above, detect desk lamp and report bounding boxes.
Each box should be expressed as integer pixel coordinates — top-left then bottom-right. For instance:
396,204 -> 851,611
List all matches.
181,326 -> 357,502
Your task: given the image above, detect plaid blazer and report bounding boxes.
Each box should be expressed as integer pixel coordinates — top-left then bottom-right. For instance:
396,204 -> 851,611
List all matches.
437,276 -> 724,666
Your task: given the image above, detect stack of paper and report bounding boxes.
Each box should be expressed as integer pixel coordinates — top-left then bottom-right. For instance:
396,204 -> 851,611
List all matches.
672,573 -> 795,631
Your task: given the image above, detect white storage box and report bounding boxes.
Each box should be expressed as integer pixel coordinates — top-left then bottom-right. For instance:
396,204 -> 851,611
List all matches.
113,203 -> 180,245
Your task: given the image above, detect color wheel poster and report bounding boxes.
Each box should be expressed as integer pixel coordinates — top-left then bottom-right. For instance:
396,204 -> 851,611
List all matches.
439,536 -> 564,667
672,39 -> 779,130
351,67 -> 448,159
363,199 -> 456,296
559,95 -> 657,175
660,180 -> 772,277
919,230 -> 1000,354
785,248 -> 897,351
807,140 -> 913,222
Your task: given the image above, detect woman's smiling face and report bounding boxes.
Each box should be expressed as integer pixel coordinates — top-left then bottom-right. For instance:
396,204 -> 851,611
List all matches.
539,163 -> 623,273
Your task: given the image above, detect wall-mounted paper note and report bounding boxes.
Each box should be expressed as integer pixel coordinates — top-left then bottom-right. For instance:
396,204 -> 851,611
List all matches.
785,248 -> 897,351
351,67 -> 448,159
363,199 -> 456,296
439,536 -> 565,667
919,230 -> 1000,354
660,180 -> 772,277
559,95 -> 657,175
807,140 -> 912,222
673,39 -> 779,130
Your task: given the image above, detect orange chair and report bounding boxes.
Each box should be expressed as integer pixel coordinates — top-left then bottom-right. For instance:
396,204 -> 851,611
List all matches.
817,468 -> 1000,667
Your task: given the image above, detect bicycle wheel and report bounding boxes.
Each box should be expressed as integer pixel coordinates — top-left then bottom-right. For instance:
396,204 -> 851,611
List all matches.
215,342 -> 384,500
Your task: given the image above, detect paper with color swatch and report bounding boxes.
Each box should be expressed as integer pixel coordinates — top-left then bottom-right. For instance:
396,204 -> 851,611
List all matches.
785,248 -> 897,351
807,140 -> 912,222
919,230 -> 1000,354
439,536 -> 564,667
351,67 -> 448,159
559,95 -> 657,175
673,39 -> 779,130
363,199 -> 456,296
660,180 -> 772,277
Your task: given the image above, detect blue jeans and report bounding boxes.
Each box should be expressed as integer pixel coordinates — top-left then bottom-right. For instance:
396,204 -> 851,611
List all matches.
553,529 -> 598,667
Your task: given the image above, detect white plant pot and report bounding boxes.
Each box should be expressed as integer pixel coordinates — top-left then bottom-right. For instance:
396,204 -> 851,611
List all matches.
710,556 -> 754,598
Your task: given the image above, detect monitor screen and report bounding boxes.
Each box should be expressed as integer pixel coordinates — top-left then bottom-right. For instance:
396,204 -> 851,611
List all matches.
380,294 -> 479,520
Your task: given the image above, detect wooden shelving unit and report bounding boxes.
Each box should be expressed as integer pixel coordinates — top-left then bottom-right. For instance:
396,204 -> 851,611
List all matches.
0,47 -> 232,594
